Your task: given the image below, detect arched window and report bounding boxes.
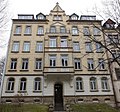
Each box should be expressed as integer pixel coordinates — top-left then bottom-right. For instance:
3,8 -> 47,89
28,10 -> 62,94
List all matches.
90,77 -> 97,91
34,78 -> 41,91
20,78 -> 27,91
101,77 -> 109,90
7,78 -> 15,91
76,77 -> 83,91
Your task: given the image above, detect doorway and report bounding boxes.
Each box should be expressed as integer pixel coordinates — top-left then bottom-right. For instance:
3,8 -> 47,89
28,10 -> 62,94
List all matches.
54,83 -> 64,110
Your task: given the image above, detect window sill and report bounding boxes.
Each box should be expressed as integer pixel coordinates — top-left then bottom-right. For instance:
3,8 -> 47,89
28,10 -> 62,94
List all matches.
5,91 -> 14,93
102,89 -> 111,92
36,34 -> 44,36
93,34 -> 101,36
24,34 -> 32,36
35,51 -> 43,53
88,69 -> 96,71
33,91 -> 42,93
8,69 -> 17,72
11,51 -> 19,53
84,34 -> 91,36
22,51 -> 30,53
34,69 -> 42,72
18,91 -> 27,93
14,34 -> 21,36
86,51 -> 94,53
99,69 -> 107,71
96,51 -> 104,53
20,69 -> 29,72
90,90 -> 99,92
53,20 -> 63,21
73,51 -> 81,53
75,69 -> 83,71
72,34 -> 79,36
76,90 -> 84,92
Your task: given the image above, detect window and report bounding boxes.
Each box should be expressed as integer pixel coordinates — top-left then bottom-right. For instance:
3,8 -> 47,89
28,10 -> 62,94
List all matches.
54,15 -> 62,20
49,38 -> 56,47
60,26 -> 66,33
22,59 -> 28,70
86,42 -> 92,52
71,15 -> 78,20
50,26 -> 56,33
96,43 -> 103,52
49,55 -> 56,67
24,26 -> 31,35
108,34 -> 119,44
93,27 -> 101,36
10,59 -> 17,69
76,77 -> 83,91
15,26 -> 21,34
23,42 -> 30,52
90,77 -> 97,91
20,78 -> 26,91
7,78 -> 15,91
36,42 -> 43,52
111,50 -> 120,59
115,68 -> 120,80
83,27 -> 90,36
73,42 -> 80,51
98,59 -> 105,70
37,15 -> 44,20
61,55 -> 68,66
101,77 -> 109,90
61,38 -> 67,47
34,78 -> 41,91
12,42 -> 19,52
35,58 -> 42,69
37,26 -> 44,35
87,58 -> 94,70
74,59 -> 81,69
72,26 -> 78,35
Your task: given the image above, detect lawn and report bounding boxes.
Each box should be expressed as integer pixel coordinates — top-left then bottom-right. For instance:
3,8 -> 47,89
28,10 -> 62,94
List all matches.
0,104 -> 48,112
71,103 -> 120,112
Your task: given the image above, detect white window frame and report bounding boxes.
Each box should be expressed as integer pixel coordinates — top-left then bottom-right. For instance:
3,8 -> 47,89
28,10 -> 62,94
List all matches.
76,77 -> 83,91
93,27 -> 101,36
86,42 -> 92,52
73,42 -> 80,51
24,26 -> 31,34
36,42 -> 43,52
7,78 -> 15,91
35,58 -> 42,69
37,26 -> 44,35
90,77 -> 97,90
34,78 -> 41,91
50,26 -> 56,33
49,38 -> 56,47
88,59 -> 94,70
20,78 -> 27,91
61,38 -> 67,47
74,59 -> 81,69
72,26 -> 78,35
23,42 -> 30,52
49,55 -> 56,67
10,59 -> 17,69
15,26 -> 21,34
98,59 -> 105,70
22,59 -> 28,70
96,43 -> 102,52
12,42 -> 19,52
83,27 -> 90,35
101,77 -> 109,90
61,55 -> 68,67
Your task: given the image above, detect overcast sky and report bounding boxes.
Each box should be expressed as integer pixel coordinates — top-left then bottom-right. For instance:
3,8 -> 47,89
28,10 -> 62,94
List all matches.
0,0 -> 104,58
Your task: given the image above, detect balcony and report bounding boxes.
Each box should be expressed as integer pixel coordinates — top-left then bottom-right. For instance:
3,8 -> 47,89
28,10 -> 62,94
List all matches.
46,28 -> 71,36
44,66 -> 74,74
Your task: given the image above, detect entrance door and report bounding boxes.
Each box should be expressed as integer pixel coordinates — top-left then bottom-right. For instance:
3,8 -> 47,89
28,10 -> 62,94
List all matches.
54,83 -> 63,110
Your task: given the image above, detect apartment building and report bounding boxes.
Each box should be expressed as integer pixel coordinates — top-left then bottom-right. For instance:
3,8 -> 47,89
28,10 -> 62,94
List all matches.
103,19 -> 120,107
1,3 -> 116,110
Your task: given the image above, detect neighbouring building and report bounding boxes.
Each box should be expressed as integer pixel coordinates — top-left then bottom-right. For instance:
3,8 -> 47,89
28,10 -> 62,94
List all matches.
103,19 -> 120,107
1,3 -> 116,110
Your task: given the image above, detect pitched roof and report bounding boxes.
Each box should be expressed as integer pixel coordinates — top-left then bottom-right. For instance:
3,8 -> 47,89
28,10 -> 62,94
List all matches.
51,2 -> 64,12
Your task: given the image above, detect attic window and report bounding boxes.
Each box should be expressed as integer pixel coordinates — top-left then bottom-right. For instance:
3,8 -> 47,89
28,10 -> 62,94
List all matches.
18,15 -> 34,19
71,15 -> 78,20
106,23 -> 114,28
54,15 -> 62,20
37,15 -> 44,20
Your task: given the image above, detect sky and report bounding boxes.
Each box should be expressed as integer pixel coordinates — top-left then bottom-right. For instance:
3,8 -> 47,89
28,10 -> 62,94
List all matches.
0,0 -> 104,58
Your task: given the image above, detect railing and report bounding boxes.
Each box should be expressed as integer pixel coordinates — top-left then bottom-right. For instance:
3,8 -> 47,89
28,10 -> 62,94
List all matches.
46,28 -> 71,34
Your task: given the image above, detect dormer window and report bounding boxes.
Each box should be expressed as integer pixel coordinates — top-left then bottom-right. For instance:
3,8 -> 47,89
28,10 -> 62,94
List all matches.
106,23 -> 114,29
37,15 -> 44,20
71,15 -> 78,20
53,15 -> 62,20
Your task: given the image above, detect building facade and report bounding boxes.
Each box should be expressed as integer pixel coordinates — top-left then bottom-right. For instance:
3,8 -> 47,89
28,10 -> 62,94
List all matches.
1,3 -> 116,109
103,19 -> 120,107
